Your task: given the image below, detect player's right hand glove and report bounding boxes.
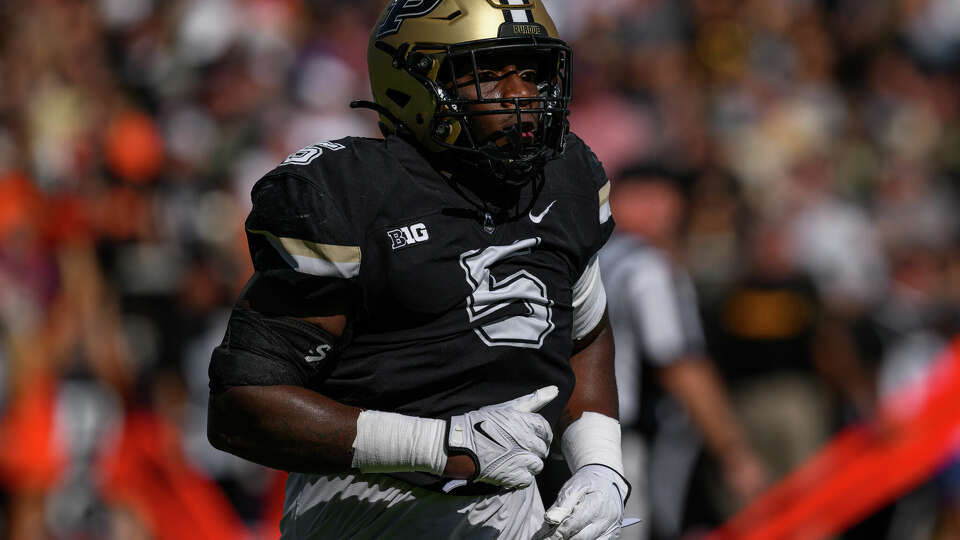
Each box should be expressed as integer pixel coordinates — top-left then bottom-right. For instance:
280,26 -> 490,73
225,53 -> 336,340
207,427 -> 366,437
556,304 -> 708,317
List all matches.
447,385 -> 558,488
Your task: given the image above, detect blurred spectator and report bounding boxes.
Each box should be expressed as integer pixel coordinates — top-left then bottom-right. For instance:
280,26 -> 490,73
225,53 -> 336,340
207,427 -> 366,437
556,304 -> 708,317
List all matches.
685,157 -> 885,528
703,210 -> 874,485
783,154 -> 890,316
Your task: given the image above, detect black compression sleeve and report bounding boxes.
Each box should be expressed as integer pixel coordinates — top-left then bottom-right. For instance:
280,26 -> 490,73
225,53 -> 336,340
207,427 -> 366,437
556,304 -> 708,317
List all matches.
208,307 -> 340,394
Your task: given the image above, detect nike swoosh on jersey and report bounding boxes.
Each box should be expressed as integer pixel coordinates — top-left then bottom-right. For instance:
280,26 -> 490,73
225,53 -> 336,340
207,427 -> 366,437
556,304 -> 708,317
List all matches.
529,200 -> 557,224
474,421 -> 505,448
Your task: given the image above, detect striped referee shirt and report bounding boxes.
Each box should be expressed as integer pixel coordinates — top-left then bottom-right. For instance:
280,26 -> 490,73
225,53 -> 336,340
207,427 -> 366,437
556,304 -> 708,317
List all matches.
598,232 -> 705,428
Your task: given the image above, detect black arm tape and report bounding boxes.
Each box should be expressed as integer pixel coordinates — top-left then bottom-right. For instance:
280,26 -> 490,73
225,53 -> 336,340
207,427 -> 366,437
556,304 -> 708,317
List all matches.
208,306 -> 341,394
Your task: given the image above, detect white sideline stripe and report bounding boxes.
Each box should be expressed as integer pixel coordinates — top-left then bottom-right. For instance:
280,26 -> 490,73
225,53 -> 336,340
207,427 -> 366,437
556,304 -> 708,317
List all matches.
286,253 -> 360,279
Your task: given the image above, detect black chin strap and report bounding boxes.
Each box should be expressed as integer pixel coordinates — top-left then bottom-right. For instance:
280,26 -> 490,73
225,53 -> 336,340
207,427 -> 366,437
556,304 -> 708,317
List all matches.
479,124 -> 525,153
464,124 -> 548,187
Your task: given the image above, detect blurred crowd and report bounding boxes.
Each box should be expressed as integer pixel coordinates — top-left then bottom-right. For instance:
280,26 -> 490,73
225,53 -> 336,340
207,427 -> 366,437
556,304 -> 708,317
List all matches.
0,0 -> 959,539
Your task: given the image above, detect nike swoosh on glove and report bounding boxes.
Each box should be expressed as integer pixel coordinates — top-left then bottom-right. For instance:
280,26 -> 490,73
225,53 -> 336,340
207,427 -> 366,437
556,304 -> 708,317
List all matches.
447,386 -> 557,488
538,464 -> 629,540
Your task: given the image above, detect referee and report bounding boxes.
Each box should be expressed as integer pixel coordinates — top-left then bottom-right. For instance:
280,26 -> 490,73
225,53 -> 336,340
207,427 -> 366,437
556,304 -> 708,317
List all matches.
599,164 -> 768,540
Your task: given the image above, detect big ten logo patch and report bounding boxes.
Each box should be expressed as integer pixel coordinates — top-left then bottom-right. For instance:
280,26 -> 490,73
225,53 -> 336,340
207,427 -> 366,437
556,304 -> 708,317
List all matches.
387,222 -> 430,250
282,141 -> 346,166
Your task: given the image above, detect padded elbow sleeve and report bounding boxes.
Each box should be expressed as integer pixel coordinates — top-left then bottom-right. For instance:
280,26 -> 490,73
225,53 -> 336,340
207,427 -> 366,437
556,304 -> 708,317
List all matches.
208,306 -> 340,394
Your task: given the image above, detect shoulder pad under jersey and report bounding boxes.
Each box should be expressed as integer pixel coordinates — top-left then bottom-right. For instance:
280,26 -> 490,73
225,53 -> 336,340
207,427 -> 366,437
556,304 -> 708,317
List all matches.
245,137 -> 394,281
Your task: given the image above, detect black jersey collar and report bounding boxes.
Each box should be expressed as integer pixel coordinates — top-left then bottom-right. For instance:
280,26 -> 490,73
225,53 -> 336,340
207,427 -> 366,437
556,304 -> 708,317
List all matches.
384,134 -> 544,224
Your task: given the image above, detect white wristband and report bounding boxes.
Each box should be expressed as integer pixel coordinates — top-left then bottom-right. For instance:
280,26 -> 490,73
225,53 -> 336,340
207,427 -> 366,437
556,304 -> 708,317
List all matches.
560,411 -> 624,475
351,410 -> 447,476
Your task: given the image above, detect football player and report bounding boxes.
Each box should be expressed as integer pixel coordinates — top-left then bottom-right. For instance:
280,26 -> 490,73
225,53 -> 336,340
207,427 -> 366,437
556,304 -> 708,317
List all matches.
207,1 -> 627,538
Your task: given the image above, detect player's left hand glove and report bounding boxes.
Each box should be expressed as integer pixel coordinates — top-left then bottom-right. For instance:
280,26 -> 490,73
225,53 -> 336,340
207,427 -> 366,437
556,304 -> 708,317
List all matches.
537,411 -> 631,540
538,464 -> 629,540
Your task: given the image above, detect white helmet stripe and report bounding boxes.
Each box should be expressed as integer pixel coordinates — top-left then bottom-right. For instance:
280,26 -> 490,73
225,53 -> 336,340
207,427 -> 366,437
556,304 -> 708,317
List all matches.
500,0 -> 534,24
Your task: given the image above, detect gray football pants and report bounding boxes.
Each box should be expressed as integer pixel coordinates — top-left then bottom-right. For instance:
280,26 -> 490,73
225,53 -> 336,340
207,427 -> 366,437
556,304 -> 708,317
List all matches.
280,472 -> 545,539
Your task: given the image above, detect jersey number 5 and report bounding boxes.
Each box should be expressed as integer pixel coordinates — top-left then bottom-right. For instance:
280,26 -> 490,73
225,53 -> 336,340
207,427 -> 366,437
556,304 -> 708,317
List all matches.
460,237 -> 555,348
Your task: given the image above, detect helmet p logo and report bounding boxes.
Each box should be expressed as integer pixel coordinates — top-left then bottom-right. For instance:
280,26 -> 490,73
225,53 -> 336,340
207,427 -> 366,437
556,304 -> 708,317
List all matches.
376,0 -> 444,38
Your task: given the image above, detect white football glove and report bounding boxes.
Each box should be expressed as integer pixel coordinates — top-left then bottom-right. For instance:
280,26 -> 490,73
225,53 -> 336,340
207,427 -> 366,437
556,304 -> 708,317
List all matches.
538,464 -> 629,540
447,386 -> 558,488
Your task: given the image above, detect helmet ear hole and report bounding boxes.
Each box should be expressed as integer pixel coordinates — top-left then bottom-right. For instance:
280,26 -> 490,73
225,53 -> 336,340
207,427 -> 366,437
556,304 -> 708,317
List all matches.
432,120 -> 461,145
386,89 -> 412,108
407,52 -> 435,76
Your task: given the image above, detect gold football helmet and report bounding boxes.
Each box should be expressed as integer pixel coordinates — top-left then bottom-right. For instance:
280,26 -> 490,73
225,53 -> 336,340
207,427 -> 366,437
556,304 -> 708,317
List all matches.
357,0 -> 572,182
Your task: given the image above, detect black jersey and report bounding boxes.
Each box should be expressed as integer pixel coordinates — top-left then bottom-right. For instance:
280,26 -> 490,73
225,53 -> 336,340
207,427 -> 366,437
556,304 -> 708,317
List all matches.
242,134 -> 613,427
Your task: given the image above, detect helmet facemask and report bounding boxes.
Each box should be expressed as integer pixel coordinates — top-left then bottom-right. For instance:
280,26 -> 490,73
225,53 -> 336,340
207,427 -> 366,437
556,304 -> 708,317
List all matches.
413,39 -> 573,185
